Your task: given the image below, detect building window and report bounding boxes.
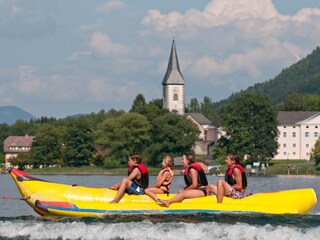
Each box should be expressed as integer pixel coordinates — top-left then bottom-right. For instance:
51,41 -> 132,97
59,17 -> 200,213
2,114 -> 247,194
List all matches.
293,143 -> 296,148
316,126 -> 318,129
292,132 -> 296,137
293,152 -> 296,155
314,132 -> 318,138
305,132 -> 309,137
283,143 -> 286,148
173,94 -> 178,101
283,132 -> 287,137
306,144 -> 309,148
306,126 -> 309,128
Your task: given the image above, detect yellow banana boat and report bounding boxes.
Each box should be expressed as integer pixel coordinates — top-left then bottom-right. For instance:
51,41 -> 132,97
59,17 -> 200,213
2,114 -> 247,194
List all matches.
10,168 -> 317,217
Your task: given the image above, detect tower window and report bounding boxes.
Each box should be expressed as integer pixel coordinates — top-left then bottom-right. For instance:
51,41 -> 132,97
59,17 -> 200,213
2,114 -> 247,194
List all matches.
173,94 -> 178,101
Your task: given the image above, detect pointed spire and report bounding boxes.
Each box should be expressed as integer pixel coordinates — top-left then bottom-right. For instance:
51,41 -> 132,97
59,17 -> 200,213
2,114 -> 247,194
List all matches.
162,38 -> 185,85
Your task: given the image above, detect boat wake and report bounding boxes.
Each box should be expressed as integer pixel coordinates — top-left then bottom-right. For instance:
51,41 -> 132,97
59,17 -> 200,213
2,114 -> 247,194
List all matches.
1,213 -> 320,240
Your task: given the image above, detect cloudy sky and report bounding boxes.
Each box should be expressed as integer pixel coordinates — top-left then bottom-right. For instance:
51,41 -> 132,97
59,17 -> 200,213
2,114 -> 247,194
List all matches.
1,0 -> 320,118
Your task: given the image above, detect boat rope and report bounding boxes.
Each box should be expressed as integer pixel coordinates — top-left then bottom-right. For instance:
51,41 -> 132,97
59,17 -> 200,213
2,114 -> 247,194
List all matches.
0,195 -> 30,201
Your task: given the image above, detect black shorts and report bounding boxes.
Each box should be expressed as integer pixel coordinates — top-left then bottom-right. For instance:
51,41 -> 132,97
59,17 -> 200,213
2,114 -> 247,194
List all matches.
199,187 -> 207,196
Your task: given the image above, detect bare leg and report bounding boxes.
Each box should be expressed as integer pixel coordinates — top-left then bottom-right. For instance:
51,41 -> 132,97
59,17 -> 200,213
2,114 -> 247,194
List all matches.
109,178 -> 132,203
158,189 -> 205,207
206,184 -> 217,195
216,179 -> 231,203
144,188 -> 164,202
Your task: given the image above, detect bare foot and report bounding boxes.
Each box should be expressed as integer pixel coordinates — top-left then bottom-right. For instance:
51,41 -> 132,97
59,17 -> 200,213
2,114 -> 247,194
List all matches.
157,199 -> 170,207
109,200 -> 118,204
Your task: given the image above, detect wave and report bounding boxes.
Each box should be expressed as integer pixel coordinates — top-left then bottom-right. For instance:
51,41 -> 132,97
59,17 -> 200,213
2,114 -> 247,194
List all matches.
1,214 -> 320,240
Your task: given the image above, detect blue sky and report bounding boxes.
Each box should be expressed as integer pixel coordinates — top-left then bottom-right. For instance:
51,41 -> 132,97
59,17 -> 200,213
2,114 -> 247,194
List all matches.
1,0 -> 320,118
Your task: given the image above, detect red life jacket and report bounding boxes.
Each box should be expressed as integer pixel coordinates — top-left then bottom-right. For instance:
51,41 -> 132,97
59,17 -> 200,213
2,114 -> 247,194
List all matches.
128,164 -> 149,189
184,162 -> 208,188
225,164 -> 247,188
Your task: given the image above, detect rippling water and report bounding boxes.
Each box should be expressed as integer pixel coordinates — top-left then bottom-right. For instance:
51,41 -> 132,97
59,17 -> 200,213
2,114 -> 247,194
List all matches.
1,173 -> 319,240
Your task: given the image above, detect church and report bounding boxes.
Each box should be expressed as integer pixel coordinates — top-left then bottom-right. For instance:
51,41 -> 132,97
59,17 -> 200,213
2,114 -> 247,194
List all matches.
161,38 -> 216,155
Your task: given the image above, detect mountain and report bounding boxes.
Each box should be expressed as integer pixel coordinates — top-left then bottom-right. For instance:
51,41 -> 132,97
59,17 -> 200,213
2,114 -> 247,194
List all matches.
0,106 -> 36,125
246,46 -> 320,104
214,46 -> 320,110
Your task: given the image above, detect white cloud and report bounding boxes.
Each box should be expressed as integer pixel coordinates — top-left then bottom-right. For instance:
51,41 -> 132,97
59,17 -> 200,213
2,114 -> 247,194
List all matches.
142,0 -> 281,32
203,0 -> 278,22
17,65 -> 42,95
142,0 -> 320,92
89,31 -> 130,56
11,5 -> 24,15
87,77 -> 140,103
96,0 -> 127,13
67,51 -> 92,61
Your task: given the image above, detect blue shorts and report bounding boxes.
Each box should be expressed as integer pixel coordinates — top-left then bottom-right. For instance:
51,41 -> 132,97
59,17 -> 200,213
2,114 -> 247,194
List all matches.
126,182 -> 144,195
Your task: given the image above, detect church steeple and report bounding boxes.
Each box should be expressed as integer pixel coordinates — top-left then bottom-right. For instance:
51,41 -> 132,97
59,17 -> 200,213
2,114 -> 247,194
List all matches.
162,37 -> 185,85
162,38 -> 185,115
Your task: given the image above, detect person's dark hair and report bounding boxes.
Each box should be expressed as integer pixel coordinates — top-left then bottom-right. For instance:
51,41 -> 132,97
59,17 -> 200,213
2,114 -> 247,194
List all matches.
228,153 -> 240,164
183,152 -> 195,164
129,151 -> 142,164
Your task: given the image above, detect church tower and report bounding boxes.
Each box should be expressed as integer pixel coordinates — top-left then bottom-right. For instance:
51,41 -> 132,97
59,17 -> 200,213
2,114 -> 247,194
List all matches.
162,38 -> 185,115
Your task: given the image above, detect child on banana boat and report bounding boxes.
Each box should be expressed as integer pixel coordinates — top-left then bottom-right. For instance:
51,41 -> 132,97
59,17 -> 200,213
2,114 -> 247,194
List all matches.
158,153 -> 208,207
109,152 -> 149,203
206,153 -> 247,203
144,155 -> 174,202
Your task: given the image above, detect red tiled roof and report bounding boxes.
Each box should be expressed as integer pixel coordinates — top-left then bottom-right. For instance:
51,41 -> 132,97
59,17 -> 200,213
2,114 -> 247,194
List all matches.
3,136 -> 34,152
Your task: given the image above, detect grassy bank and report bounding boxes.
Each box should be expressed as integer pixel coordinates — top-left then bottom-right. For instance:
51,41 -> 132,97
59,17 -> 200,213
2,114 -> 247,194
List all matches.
266,160 -> 319,176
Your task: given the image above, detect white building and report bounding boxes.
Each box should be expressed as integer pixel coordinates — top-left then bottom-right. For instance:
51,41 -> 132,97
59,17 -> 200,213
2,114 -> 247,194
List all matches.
273,111 -> 320,160
185,113 -> 216,155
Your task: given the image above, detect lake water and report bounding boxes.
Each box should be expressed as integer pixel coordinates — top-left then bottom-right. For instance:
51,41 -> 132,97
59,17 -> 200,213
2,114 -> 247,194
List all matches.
1,173 -> 319,240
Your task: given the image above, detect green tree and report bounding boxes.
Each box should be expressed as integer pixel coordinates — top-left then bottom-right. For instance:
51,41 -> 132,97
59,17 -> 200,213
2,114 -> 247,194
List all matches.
0,123 -> 10,164
282,93 -> 306,111
134,100 -> 168,122
310,138 -> 320,168
64,119 -> 95,167
30,125 -> 65,168
130,93 -> 146,112
146,112 -> 199,166
9,119 -> 37,136
217,92 -> 279,162
187,98 -> 201,112
10,152 -> 31,170
95,112 -> 151,167
303,94 -> 320,111
201,96 -> 215,120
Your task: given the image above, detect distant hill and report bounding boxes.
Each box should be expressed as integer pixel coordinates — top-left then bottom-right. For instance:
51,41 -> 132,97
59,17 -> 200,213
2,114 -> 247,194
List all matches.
214,46 -> 320,110
0,106 -> 36,125
246,46 -> 320,104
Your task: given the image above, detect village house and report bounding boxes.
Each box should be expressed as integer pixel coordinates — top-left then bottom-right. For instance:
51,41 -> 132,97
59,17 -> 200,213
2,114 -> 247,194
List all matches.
185,113 -> 216,155
3,135 -> 34,168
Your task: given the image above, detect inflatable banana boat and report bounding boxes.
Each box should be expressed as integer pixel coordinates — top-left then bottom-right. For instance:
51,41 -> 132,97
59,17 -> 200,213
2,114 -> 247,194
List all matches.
10,168 -> 317,217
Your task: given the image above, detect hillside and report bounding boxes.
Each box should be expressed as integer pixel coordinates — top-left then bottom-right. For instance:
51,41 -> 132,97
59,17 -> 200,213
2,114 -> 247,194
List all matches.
0,106 -> 36,125
246,47 -> 320,104
214,47 -> 320,109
